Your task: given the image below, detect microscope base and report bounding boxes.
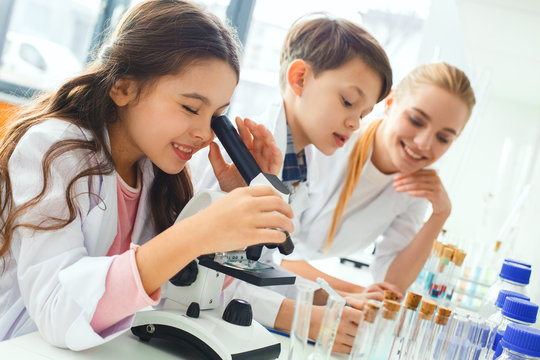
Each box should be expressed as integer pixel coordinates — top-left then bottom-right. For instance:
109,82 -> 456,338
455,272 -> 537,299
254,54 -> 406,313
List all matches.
131,308 -> 280,360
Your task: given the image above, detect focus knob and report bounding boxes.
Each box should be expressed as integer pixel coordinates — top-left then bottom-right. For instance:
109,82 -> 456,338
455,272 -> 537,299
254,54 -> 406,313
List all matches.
186,302 -> 200,318
222,299 -> 252,326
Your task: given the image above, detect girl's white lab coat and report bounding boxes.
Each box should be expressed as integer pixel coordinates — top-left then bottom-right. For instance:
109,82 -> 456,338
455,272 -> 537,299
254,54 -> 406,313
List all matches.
0,119 -> 157,350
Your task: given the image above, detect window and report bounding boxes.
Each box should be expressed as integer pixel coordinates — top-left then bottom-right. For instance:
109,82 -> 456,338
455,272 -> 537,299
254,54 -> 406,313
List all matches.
228,0 -> 431,119
0,0 -> 102,93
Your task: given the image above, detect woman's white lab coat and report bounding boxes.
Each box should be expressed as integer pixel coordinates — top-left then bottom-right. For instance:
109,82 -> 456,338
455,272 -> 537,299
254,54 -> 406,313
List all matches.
0,119 -> 156,350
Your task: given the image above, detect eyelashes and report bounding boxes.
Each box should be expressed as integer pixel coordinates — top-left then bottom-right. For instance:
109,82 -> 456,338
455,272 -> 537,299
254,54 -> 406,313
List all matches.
182,105 -> 199,115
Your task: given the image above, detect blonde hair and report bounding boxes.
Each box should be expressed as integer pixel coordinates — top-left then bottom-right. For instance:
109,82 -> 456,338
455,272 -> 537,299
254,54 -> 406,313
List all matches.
324,62 -> 475,251
395,62 -> 476,114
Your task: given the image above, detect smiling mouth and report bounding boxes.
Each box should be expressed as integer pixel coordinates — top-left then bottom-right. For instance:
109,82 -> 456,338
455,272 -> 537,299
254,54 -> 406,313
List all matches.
173,143 -> 193,153
401,141 -> 426,161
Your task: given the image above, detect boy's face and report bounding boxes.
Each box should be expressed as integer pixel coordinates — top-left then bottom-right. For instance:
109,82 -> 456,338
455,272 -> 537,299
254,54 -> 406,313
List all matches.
288,57 -> 382,155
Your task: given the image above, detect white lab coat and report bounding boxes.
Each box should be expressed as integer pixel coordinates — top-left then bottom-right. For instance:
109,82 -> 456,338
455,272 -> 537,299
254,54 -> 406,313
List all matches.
293,123 -> 429,281
0,119 -> 156,350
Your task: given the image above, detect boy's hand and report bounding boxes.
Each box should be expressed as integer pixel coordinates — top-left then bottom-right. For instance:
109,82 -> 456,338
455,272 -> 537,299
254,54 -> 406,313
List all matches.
393,169 -> 451,217
309,304 -> 362,354
208,117 -> 283,192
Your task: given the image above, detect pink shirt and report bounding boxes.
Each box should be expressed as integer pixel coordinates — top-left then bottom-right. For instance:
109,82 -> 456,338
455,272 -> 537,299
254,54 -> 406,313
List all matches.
90,174 -> 161,335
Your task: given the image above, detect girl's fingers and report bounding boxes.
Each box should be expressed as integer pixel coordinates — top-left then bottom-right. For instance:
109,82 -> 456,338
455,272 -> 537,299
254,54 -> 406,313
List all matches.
252,228 -> 290,245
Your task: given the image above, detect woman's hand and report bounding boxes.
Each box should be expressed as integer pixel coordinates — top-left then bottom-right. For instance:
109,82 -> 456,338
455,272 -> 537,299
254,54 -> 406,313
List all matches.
341,281 -> 403,303
309,304 -> 362,354
193,186 -> 293,254
208,117 -> 282,192
393,169 -> 451,217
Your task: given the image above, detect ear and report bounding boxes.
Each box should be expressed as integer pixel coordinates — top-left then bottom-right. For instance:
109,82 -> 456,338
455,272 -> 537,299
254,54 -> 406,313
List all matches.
287,59 -> 309,96
109,77 -> 137,107
384,89 -> 395,116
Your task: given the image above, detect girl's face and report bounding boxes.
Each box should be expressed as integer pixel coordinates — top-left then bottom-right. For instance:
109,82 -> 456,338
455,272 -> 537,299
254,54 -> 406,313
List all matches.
379,84 -> 470,175
115,59 -> 237,174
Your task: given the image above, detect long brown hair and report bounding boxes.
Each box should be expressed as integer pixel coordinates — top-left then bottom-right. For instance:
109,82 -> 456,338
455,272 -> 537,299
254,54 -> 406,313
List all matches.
325,62 -> 475,250
0,0 -> 241,264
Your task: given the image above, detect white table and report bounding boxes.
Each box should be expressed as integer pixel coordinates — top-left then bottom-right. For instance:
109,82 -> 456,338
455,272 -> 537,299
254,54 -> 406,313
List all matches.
0,258 -> 365,359
0,330 -> 350,360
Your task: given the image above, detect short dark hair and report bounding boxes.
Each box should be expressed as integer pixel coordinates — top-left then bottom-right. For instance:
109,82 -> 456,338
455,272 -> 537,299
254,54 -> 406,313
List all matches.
279,14 -> 392,102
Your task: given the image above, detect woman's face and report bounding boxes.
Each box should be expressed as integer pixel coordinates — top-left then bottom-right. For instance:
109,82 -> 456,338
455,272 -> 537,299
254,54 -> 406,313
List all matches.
380,84 -> 470,175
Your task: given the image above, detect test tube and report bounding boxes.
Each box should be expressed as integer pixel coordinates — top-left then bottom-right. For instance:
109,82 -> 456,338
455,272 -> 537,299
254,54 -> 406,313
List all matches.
429,246 -> 454,300
349,302 -> 381,360
435,312 -> 470,360
310,294 -> 346,360
368,299 -> 401,359
288,283 -> 315,360
387,291 -> 423,360
405,299 -> 438,359
421,306 -> 452,360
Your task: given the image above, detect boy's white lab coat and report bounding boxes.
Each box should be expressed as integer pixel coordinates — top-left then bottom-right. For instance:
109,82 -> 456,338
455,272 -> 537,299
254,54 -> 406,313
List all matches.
0,119 -> 156,350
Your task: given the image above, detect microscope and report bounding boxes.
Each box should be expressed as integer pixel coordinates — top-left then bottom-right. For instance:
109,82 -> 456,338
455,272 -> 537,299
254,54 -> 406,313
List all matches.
131,115 -> 296,360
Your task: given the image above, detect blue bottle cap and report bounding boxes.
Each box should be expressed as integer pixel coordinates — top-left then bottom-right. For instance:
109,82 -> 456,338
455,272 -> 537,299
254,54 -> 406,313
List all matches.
493,329 -> 504,351
504,259 -> 532,268
500,323 -> 540,357
495,289 -> 530,309
493,341 -> 503,359
499,261 -> 531,284
502,297 -> 538,324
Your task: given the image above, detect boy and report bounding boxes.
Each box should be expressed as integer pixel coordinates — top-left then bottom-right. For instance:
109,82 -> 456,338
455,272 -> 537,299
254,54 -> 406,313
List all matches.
190,14 -> 394,353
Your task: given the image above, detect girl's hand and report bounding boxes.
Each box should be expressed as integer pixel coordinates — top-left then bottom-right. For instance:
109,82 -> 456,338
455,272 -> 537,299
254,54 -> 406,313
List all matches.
194,186 -> 294,254
393,169 -> 451,217
309,304 -> 362,354
208,117 -> 282,192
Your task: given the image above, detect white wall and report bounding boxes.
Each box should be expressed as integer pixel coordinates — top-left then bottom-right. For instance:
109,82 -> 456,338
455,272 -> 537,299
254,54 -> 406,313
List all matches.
417,0 -> 540,303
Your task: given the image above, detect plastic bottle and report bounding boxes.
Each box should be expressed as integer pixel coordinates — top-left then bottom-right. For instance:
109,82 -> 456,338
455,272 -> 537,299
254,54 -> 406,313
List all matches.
480,261 -> 531,319
486,297 -> 538,359
368,300 -> 401,360
349,302 -> 381,360
488,290 -> 531,326
387,292 -> 423,360
494,323 -> 540,359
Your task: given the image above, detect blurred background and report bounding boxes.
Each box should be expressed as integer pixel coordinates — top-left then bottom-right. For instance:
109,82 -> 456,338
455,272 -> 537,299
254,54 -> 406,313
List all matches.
0,0 -> 538,303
